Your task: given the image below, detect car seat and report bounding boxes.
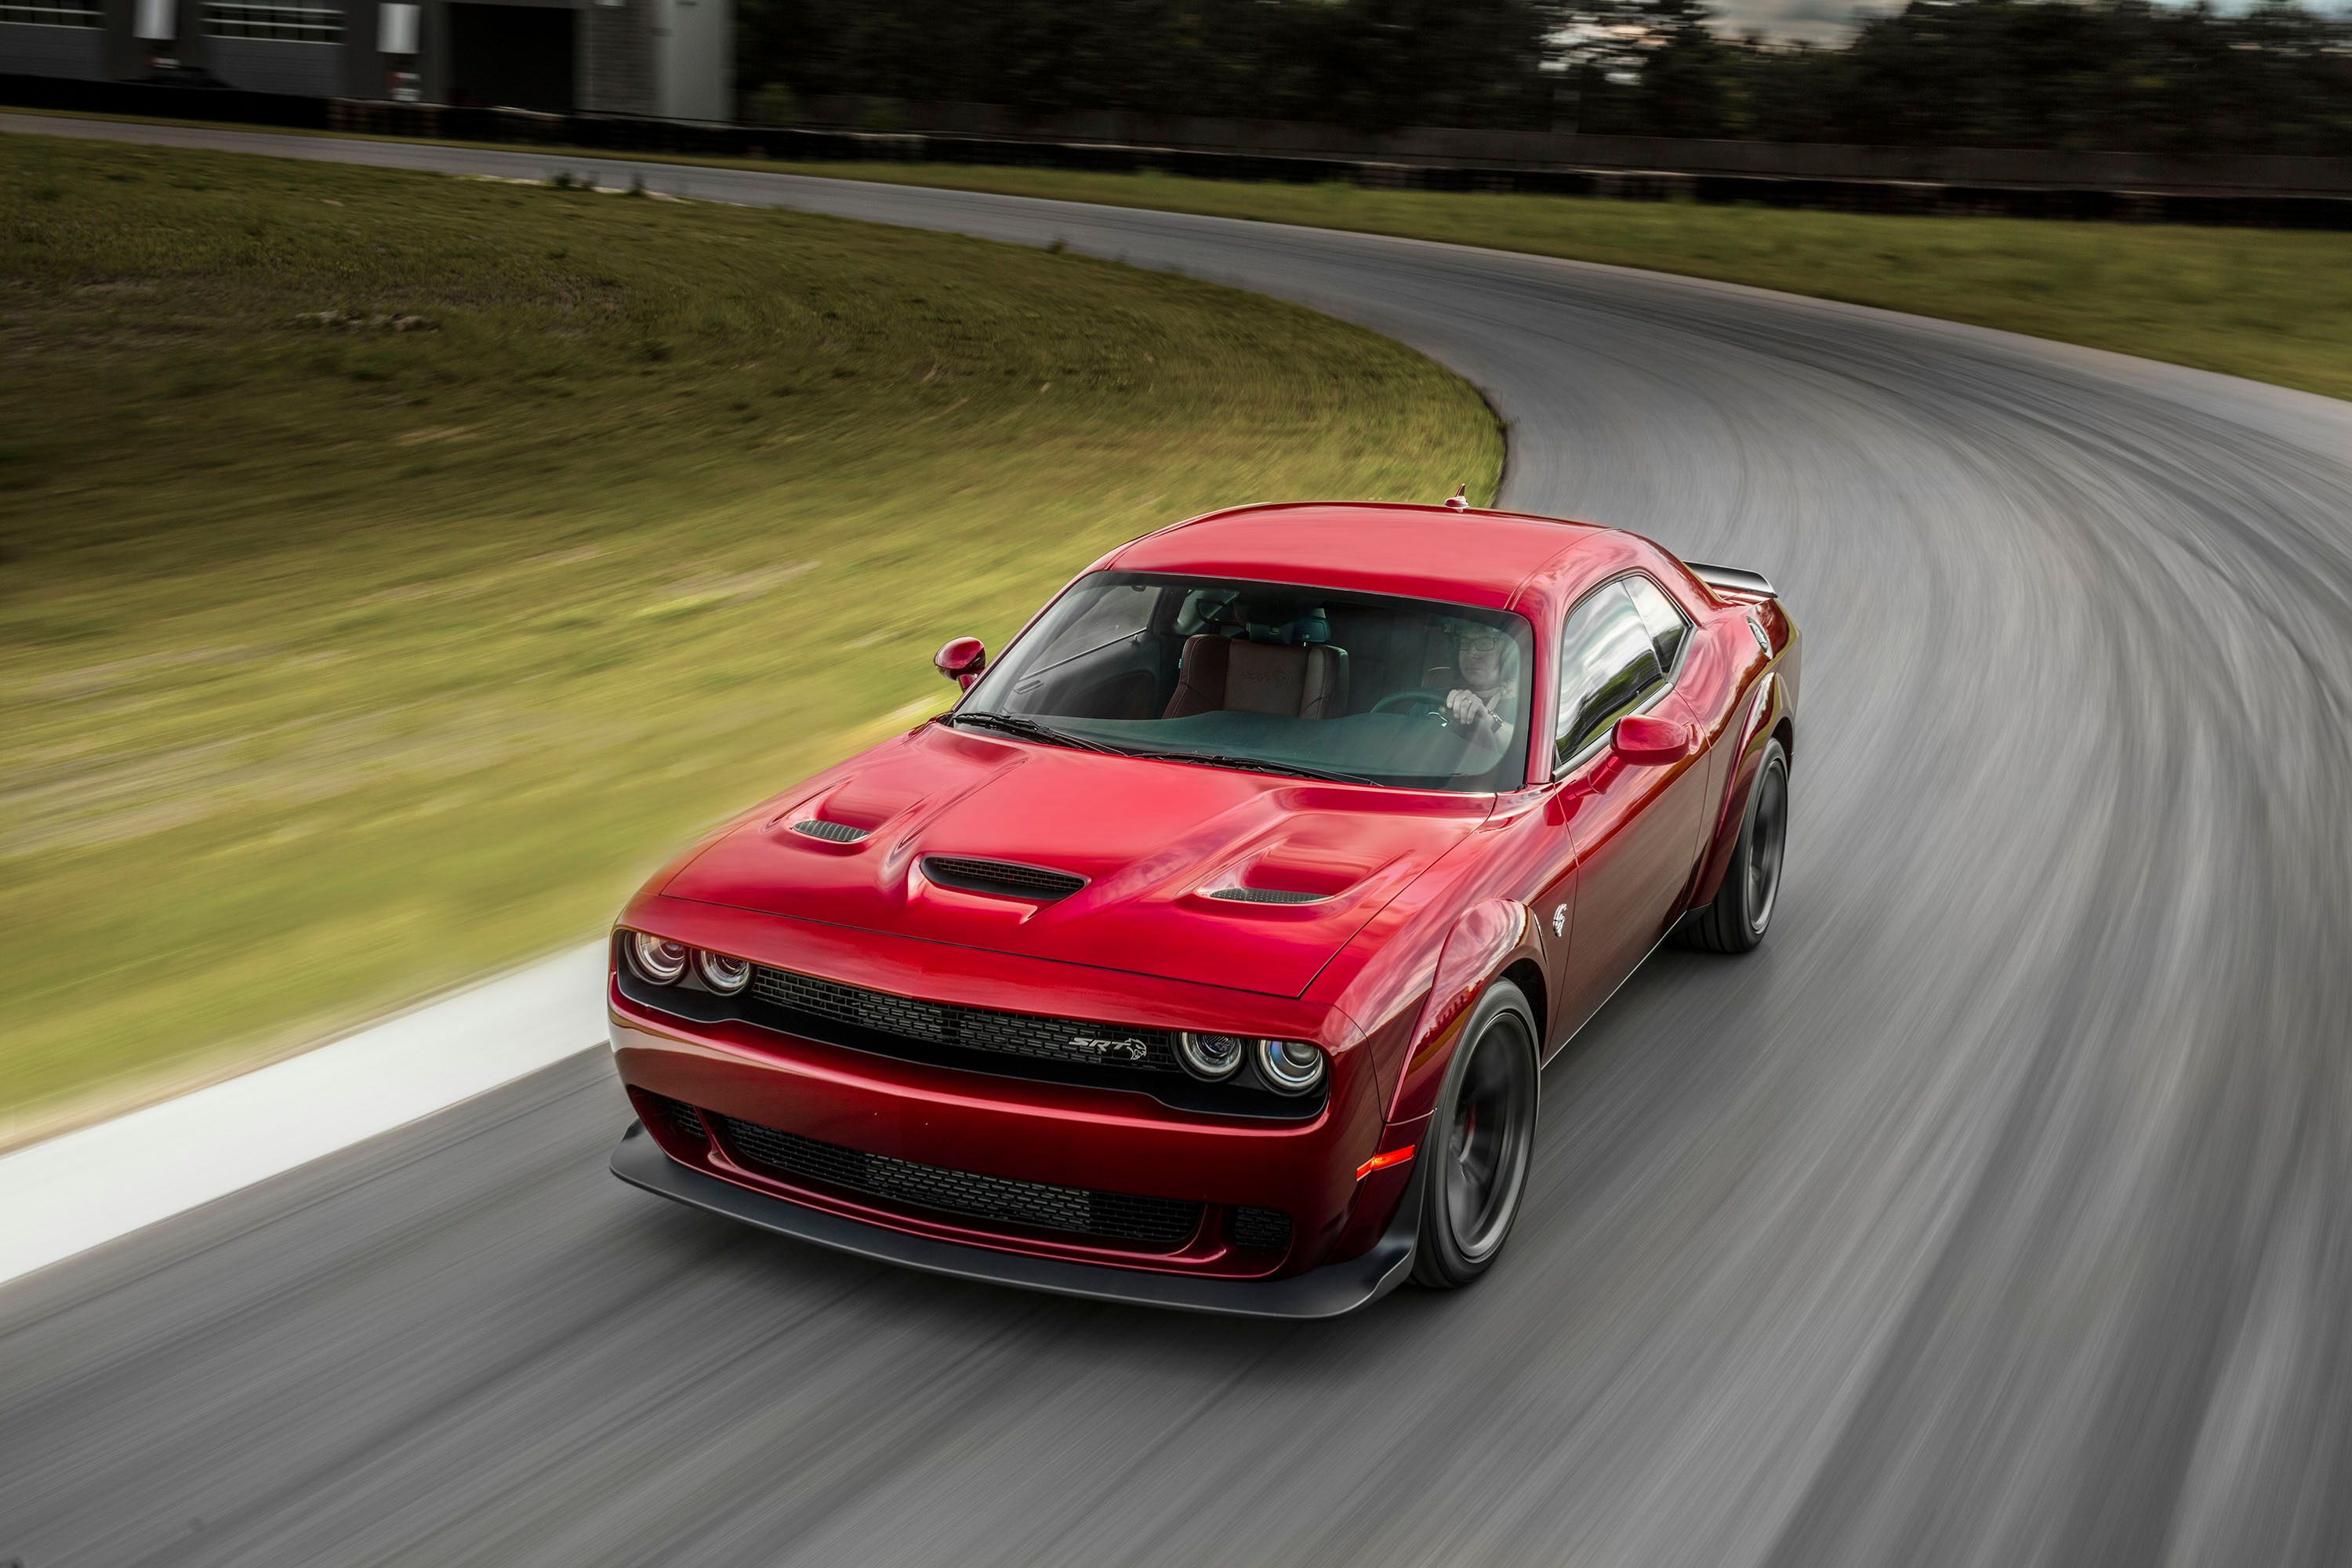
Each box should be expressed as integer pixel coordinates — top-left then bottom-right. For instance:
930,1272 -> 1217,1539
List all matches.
1163,609 -> 1348,720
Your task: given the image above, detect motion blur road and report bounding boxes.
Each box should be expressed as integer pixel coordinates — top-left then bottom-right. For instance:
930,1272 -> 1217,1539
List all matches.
7,116 -> 2352,1568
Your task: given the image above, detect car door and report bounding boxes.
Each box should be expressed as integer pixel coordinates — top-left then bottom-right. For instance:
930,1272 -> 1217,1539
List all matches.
1544,574 -> 1712,1041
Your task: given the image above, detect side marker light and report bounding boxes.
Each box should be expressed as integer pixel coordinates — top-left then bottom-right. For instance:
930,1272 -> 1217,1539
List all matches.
1356,1145 -> 1417,1181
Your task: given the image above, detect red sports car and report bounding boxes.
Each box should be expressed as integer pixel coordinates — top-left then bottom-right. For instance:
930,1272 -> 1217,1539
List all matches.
608,500 -> 1798,1316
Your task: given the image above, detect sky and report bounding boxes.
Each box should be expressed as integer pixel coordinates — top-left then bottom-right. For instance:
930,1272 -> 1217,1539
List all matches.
1714,0 -> 1877,42
1708,0 -> 2350,45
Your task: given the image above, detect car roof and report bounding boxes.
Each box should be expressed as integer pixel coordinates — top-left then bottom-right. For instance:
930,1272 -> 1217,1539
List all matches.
1098,501 -> 1632,612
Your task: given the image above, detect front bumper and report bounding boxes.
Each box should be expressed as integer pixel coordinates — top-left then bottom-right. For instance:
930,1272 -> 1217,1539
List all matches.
612,1120 -> 1423,1318
604,895 -> 1424,1308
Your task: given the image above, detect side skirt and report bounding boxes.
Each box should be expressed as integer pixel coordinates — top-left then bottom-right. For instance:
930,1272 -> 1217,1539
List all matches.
1539,926 -> 1677,1068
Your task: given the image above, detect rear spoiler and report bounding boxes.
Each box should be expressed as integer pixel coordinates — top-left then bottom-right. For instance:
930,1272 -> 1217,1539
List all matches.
1684,561 -> 1777,602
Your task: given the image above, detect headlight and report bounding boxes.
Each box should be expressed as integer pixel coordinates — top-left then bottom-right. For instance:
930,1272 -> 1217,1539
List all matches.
625,930 -> 690,985
1253,1038 -> 1326,1095
1176,1031 -> 1247,1081
695,949 -> 751,995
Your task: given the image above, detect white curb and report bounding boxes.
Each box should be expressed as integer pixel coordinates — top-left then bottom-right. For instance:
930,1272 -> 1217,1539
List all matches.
0,942 -> 608,1287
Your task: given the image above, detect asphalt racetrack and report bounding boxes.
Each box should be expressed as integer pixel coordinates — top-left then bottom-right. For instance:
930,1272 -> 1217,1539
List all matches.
6,116 -> 2352,1568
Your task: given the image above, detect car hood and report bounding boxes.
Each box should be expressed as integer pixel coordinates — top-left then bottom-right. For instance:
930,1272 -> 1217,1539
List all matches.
662,723 -> 1492,998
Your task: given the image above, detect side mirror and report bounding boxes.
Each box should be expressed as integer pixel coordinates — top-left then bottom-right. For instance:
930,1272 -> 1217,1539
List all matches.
934,636 -> 987,691
1611,713 -> 1694,766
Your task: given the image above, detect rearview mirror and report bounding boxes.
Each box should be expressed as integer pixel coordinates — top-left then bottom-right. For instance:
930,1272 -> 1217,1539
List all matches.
935,637 -> 987,691
1611,713 -> 1694,766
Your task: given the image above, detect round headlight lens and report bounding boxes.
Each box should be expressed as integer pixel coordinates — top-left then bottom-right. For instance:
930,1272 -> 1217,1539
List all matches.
1254,1038 -> 1326,1095
695,949 -> 751,995
1176,1031 -> 1247,1081
626,931 -> 690,985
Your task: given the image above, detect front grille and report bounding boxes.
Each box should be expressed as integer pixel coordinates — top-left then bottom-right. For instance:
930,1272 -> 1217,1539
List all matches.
1232,1206 -> 1294,1252
922,855 -> 1087,902
1207,887 -> 1329,905
713,1113 -> 1202,1248
789,818 -> 869,843
613,934 -> 1324,1120
749,964 -> 1181,1073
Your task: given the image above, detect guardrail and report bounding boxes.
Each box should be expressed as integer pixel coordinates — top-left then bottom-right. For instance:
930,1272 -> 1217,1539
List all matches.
783,95 -> 2352,201
6,74 -> 2347,230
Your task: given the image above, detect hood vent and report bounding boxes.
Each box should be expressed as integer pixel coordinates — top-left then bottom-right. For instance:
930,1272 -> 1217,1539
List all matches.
1207,887 -> 1330,905
923,855 -> 1087,902
789,818 -> 869,844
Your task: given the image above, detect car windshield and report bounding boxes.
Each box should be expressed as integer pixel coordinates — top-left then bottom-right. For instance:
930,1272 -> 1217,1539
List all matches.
953,572 -> 1535,792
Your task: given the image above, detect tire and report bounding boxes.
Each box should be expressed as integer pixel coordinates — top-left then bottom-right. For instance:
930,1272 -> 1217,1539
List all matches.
1410,981 -> 1540,1290
1682,736 -> 1789,955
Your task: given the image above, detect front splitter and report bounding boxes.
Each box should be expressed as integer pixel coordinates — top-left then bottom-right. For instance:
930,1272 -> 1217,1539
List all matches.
609,1120 -> 1421,1319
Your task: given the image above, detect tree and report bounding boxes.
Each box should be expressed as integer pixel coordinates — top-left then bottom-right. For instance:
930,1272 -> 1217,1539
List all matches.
731,0 -> 2352,154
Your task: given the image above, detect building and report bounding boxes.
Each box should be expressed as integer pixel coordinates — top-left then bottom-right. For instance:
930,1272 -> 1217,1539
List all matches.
0,0 -> 731,121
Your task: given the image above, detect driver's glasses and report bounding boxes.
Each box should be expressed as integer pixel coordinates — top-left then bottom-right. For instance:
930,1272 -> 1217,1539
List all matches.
1453,630 -> 1508,654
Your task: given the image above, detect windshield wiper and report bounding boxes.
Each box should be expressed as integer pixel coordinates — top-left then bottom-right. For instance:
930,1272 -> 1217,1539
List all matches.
1124,749 -> 1378,786
949,710 -> 1127,754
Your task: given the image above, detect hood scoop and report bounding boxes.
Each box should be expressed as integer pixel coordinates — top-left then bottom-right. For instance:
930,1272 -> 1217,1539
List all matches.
922,855 -> 1087,902
788,818 -> 870,844
665,726 -> 1494,996
1207,887 -> 1331,905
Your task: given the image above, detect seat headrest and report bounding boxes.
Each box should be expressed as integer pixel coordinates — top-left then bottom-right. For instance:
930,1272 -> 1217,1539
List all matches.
1221,608 -> 1331,647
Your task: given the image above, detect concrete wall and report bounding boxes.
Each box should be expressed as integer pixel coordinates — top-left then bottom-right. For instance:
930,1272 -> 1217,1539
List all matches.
0,20 -> 107,77
580,0 -> 652,116
653,0 -> 722,122
207,36 -> 340,94
0,0 -> 729,118
340,0 -> 396,101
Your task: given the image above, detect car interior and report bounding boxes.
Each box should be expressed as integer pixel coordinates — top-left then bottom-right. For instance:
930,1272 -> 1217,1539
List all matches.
959,575 -> 1534,790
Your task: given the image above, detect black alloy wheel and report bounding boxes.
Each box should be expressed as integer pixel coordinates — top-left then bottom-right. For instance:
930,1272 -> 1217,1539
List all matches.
1744,743 -> 1788,936
1411,981 -> 1539,1289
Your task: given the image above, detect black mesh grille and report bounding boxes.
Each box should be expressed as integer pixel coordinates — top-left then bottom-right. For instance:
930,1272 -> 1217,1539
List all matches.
1207,887 -> 1329,905
748,964 -> 1180,1073
711,1113 -> 1201,1248
789,818 -> 869,843
644,1092 -> 709,1144
614,932 -> 1323,1120
1232,1206 -> 1294,1252
922,856 -> 1087,901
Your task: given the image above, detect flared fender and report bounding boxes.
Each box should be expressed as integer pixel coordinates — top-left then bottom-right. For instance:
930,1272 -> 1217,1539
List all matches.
1387,899 -> 1536,1125
1692,671 -> 1791,909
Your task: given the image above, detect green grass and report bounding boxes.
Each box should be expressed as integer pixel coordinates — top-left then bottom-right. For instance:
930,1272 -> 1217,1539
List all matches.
0,134 -> 1501,1142
722,163 -> 2352,404
24,107 -> 2346,399
17,106 -> 2352,395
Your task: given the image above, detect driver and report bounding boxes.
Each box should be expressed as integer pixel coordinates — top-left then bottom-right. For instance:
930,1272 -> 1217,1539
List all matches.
1441,622 -> 1518,750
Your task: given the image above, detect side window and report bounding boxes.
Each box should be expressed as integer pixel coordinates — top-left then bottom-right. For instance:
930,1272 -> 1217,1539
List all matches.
1621,574 -> 1690,673
1555,579 -> 1664,767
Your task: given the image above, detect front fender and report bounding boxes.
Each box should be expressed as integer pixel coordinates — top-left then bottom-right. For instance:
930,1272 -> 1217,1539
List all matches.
1387,898 -> 1536,1125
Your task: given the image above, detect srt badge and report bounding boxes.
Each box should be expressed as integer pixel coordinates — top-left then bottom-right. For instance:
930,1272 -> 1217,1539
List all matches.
1071,1036 -> 1149,1063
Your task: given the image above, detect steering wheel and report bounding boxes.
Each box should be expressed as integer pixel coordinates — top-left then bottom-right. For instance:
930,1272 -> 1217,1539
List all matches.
1372,687 -> 1454,724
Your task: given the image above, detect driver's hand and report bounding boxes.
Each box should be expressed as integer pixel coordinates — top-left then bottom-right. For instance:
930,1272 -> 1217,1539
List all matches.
1443,689 -> 1490,731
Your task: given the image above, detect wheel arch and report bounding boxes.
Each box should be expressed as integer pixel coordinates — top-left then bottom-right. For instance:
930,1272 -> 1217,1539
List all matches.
1498,957 -> 1547,1053
1690,673 -> 1792,909
1386,902 -> 1542,1127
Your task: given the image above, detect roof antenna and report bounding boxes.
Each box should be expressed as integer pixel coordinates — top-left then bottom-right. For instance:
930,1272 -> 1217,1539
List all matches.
1443,485 -> 1470,511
